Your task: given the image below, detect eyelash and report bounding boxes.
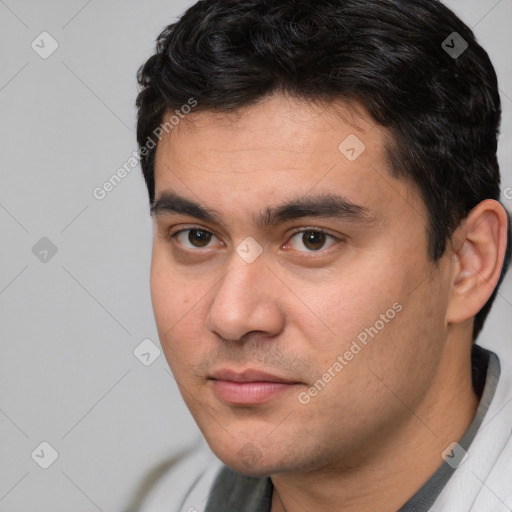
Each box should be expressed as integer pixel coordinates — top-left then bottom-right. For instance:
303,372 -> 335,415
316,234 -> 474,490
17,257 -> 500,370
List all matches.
166,226 -> 343,253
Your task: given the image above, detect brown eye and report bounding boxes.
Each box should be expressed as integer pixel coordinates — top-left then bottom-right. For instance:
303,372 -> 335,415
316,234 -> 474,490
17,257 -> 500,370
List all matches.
289,230 -> 337,252
189,230 -> 212,247
175,229 -> 215,249
303,231 -> 326,251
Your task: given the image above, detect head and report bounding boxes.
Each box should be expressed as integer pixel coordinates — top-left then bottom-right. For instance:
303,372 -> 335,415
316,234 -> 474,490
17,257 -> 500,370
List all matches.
136,0 -> 510,476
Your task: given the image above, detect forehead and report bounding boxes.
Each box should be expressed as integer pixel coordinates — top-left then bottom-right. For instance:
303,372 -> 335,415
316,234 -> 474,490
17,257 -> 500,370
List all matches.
152,94 -> 422,226
156,94 -> 380,167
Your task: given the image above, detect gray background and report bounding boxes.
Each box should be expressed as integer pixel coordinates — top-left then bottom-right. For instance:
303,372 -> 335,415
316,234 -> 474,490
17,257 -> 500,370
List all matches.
0,1 -> 511,511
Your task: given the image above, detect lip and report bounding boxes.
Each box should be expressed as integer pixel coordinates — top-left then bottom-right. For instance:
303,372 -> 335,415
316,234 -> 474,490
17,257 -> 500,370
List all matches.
210,369 -> 296,383
209,368 -> 299,405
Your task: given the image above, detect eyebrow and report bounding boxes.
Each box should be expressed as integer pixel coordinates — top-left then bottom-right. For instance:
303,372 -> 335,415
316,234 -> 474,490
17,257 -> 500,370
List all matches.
150,190 -> 376,228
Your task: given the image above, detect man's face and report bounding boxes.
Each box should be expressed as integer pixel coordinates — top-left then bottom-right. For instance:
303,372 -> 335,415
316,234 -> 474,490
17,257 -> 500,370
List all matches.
150,94 -> 452,476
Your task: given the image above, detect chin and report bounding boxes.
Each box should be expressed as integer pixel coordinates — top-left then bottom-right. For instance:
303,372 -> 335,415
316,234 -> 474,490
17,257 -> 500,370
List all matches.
229,462 -> 273,478
209,437 -> 302,477
224,453 -> 290,478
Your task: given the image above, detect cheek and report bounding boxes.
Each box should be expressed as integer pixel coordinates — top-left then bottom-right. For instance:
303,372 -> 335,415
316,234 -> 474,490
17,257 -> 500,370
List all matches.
290,265 -> 399,352
150,243 -> 199,321
150,253 -> 208,368
293,254 -> 438,386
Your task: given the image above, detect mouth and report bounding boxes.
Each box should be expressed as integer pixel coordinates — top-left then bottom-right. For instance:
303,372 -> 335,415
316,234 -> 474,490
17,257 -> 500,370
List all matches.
209,368 -> 301,405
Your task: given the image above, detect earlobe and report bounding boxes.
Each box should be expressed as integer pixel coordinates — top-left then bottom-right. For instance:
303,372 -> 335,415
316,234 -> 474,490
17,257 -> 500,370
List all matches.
446,200 -> 509,325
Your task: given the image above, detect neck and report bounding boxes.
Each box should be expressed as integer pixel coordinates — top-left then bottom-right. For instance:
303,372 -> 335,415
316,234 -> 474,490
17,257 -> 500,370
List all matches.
271,337 -> 479,512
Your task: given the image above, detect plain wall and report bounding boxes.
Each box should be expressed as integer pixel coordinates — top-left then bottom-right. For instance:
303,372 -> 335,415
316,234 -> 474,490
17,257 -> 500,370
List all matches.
0,1 -> 510,510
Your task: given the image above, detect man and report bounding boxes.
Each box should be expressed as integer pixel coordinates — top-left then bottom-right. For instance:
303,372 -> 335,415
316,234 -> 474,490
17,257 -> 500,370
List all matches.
134,0 -> 512,510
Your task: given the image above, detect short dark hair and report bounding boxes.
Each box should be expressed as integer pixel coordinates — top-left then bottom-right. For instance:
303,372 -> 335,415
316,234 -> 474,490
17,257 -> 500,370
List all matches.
136,0 -> 511,341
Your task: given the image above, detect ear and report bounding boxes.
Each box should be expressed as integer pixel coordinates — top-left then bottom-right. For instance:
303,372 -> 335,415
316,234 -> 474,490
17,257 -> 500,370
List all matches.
446,199 -> 509,325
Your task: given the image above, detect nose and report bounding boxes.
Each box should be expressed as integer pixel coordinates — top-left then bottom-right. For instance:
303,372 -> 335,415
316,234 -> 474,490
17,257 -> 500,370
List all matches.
204,257 -> 286,343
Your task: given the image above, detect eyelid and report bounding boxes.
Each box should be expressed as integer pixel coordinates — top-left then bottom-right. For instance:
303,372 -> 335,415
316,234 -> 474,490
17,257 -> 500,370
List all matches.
168,224 -> 218,238
288,226 -> 340,238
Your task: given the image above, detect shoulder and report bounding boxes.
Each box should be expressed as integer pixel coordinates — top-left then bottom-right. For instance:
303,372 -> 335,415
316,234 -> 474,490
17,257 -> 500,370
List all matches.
137,440 -> 224,512
431,345 -> 512,511
469,346 -> 512,509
